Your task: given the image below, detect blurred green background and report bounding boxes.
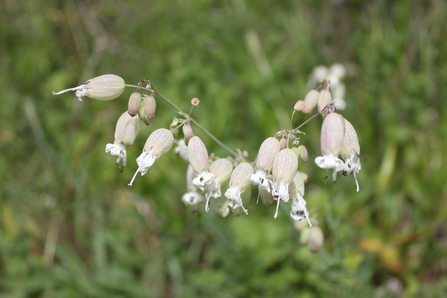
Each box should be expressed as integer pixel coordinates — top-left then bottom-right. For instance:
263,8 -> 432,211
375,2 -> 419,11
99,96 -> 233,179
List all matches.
1,0 -> 446,297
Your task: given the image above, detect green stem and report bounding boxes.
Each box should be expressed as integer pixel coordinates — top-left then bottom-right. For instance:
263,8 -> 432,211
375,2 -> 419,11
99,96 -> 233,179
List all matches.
294,111 -> 321,131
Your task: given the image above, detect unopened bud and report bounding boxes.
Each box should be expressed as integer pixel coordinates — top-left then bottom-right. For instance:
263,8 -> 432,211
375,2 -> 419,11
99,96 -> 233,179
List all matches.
191,97 -> 200,106
141,94 -> 156,125
294,220 -> 308,232
302,90 -> 320,114
294,100 -> 305,111
182,123 -> 194,139
188,136 -> 209,173
53,74 -> 125,101
308,226 -> 324,253
320,112 -> 345,156
297,145 -> 309,162
128,92 -> 142,117
255,137 -> 280,172
279,138 -> 288,150
114,112 -> 140,145
317,89 -> 332,113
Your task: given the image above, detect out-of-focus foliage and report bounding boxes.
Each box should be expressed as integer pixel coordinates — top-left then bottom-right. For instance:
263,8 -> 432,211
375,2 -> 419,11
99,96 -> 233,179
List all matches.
1,0 -> 446,297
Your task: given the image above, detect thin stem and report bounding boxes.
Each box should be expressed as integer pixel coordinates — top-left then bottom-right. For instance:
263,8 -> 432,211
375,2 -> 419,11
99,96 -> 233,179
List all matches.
294,111 -> 321,131
189,117 -> 238,156
125,84 -> 238,157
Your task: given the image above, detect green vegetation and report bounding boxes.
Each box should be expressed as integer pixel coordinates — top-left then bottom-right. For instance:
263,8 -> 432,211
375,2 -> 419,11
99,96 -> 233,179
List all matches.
1,0 -> 446,297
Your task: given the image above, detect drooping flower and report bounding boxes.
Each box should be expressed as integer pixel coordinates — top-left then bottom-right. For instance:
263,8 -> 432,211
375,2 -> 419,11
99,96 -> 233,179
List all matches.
340,118 -> 361,192
128,128 -> 174,186
52,74 -> 125,101
105,111 -> 140,167
301,89 -> 320,114
248,137 -> 280,192
271,148 -> 298,218
197,158 -> 233,209
187,136 -> 214,211
225,162 -> 254,214
314,112 -> 345,183
181,165 -> 204,206
289,172 -> 311,226
317,89 -> 332,113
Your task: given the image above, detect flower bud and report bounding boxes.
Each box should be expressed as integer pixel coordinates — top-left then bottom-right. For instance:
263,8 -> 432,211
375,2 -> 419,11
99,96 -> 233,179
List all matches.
53,74 -> 125,101
182,123 -> 194,139
317,89 -> 332,113
188,136 -> 209,173
141,94 -> 157,125
210,158 -> 233,184
294,100 -> 305,112
299,228 -> 310,245
302,89 -> 319,114
279,138 -> 288,150
143,128 -> 174,156
128,92 -> 142,117
320,112 -> 345,156
294,220 -> 308,232
297,145 -> 308,162
114,112 -> 140,145
308,226 -> 324,253
255,137 -> 280,172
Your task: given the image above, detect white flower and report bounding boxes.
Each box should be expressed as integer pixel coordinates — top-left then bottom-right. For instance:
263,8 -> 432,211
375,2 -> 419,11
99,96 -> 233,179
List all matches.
128,128 -> 174,186
340,118 -> 361,192
105,111 -> 140,167
182,192 -> 204,205
271,149 -> 298,218
314,112 -> 345,183
290,194 -> 311,226
225,162 -> 254,214
52,74 -> 125,101
248,137 -> 280,193
174,139 -> 189,161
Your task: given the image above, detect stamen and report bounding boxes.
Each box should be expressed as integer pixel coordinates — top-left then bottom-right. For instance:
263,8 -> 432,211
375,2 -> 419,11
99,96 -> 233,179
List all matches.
128,167 -> 141,186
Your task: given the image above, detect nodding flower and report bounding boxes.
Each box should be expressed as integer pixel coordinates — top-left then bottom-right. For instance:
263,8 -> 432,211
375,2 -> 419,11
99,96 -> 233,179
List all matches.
340,118 -> 361,192
248,137 -> 280,193
105,111 -> 140,167
225,162 -> 254,214
128,128 -> 174,186
271,148 -> 298,219
314,112 -> 345,183
52,74 -> 125,101
181,165 -> 204,206
195,158 -> 233,211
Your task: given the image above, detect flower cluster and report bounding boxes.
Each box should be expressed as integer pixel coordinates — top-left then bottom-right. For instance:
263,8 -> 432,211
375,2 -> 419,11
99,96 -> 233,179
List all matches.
52,69 -> 361,231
